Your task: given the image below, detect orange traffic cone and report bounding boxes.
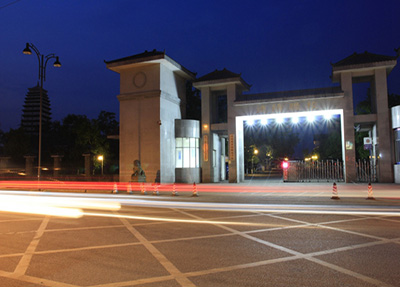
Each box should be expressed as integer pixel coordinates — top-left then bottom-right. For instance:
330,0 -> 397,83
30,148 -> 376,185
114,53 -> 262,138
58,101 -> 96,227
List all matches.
331,182 -> 339,199
140,182 -> 147,195
192,182 -> 198,197
366,182 -> 375,200
153,184 -> 159,196
172,183 -> 178,196
113,182 -> 118,194
127,182 -> 133,194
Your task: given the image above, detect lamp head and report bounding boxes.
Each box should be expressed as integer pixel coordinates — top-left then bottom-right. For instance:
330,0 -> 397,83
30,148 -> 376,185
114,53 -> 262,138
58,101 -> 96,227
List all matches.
23,43 -> 32,55
53,56 -> 61,67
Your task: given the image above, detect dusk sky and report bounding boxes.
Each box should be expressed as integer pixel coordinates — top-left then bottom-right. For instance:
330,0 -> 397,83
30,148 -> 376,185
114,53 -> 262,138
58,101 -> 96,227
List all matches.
1,0 -> 399,131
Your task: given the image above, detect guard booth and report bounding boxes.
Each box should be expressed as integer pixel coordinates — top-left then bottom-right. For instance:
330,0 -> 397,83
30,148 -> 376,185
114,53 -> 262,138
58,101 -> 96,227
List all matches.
283,160 -> 299,182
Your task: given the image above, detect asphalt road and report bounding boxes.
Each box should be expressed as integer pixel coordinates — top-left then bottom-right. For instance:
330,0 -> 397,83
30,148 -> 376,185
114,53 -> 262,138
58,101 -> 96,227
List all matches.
0,190 -> 400,287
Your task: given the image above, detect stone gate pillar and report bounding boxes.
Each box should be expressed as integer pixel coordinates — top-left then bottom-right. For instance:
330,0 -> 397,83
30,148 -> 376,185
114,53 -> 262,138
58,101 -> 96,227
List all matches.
24,155 -> 36,177
51,155 -> 63,177
82,153 -> 92,177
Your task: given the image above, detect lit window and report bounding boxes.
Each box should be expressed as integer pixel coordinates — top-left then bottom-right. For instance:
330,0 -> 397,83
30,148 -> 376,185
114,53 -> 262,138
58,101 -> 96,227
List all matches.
175,137 -> 200,168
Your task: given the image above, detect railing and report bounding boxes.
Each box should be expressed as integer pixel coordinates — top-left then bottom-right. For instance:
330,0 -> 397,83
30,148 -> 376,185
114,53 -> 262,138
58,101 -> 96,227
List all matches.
285,160 -> 344,182
356,159 -> 377,182
285,159 -> 377,182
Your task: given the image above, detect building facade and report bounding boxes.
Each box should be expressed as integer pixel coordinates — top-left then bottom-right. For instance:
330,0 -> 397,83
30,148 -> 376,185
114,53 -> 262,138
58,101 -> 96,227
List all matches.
106,50 -> 398,184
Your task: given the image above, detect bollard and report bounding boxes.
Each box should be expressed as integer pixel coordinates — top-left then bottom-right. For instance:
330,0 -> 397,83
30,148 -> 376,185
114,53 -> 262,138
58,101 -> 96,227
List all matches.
140,182 -> 147,195
366,182 -> 375,200
172,183 -> 178,196
331,182 -> 339,199
153,184 -> 159,196
127,182 -> 133,194
113,182 -> 118,194
192,182 -> 198,197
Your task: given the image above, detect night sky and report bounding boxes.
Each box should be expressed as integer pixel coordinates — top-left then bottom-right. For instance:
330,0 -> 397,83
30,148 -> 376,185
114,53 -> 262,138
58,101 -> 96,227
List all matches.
1,0 -> 399,131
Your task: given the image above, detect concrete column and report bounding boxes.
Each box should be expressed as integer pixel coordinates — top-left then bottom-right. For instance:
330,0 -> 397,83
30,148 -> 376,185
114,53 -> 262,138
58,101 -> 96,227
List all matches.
51,155 -> 63,177
201,87 -> 213,182
82,153 -> 92,177
227,84 -> 243,183
340,72 -> 357,182
374,68 -> 393,182
24,155 -> 36,177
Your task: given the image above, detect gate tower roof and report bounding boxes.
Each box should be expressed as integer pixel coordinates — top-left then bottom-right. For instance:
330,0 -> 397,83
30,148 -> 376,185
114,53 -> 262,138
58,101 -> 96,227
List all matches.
194,68 -> 251,90
105,49 -> 196,79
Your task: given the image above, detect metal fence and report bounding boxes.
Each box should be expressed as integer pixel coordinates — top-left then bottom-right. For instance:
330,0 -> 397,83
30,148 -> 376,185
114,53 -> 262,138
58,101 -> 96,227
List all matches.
356,159 -> 377,182
285,159 -> 376,182
285,160 -> 344,182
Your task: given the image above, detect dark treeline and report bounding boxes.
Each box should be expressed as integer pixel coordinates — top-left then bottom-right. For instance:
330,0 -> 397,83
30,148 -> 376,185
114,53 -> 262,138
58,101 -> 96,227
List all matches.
0,111 -> 119,175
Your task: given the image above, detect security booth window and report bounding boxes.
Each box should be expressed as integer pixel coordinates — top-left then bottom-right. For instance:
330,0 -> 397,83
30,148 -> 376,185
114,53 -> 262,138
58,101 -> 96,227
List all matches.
175,137 -> 199,168
395,129 -> 400,164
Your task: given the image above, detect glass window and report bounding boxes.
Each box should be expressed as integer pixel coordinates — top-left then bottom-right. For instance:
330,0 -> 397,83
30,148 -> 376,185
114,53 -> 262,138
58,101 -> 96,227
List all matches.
176,138 -> 182,148
395,130 -> 400,164
176,137 -> 200,168
176,148 -> 183,168
183,148 -> 190,168
190,148 -> 196,168
183,138 -> 190,147
196,149 -> 199,167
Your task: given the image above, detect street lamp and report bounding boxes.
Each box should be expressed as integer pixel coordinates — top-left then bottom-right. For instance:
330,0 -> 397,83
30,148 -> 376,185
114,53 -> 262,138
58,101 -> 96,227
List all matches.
97,155 -> 104,176
23,43 -> 61,180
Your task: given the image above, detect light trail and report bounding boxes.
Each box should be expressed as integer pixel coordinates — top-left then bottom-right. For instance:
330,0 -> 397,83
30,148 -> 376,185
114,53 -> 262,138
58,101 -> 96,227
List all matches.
1,190 -> 400,221
84,212 -> 269,226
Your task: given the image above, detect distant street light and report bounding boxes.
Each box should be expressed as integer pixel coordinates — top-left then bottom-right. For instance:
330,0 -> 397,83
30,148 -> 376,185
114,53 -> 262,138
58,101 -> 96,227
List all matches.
23,43 -> 61,180
98,155 -> 104,175
252,149 -> 259,174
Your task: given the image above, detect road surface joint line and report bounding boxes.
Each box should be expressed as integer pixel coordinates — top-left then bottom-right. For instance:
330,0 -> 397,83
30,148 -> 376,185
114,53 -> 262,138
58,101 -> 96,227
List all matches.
116,212 -> 196,287
13,216 -> 50,276
175,208 -> 392,287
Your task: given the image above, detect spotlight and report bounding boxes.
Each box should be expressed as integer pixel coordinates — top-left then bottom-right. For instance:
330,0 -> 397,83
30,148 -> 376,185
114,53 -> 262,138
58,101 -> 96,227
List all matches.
247,119 -> 255,126
291,116 -> 299,124
324,113 -> 332,120
306,115 -> 315,122
276,116 -> 284,124
260,118 -> 268,125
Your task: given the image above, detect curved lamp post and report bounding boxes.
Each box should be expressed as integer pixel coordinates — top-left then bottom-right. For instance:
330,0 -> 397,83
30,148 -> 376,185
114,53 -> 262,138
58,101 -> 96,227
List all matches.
23,43 -> 61,180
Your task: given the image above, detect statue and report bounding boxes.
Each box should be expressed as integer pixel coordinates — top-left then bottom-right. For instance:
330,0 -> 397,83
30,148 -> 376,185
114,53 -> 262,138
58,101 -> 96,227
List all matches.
131,160 -> 146,182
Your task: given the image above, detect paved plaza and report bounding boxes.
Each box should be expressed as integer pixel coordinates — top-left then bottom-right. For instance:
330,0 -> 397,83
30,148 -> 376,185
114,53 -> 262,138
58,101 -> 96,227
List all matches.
0,183 -> 399,286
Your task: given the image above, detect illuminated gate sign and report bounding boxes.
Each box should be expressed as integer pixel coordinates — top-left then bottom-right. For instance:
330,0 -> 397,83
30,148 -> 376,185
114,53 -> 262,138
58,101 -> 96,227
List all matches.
229,134 -> 235,161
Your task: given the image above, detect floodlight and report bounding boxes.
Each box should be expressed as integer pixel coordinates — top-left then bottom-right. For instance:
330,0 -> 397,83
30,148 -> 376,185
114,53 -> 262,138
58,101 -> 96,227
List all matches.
291,116 -> 299,124
306,115 -> 315,122
247,119 -> 255,126
276,116 -> 284,124
260,118 -> 268,125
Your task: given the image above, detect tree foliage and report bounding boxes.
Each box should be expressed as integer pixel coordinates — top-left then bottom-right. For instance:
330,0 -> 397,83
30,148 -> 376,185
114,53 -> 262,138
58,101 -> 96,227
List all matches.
1,111 -> 119,174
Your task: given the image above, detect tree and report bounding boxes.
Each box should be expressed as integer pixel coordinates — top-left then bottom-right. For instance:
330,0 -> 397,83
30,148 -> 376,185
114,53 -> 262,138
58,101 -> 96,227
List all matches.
2,128 -> 33,164
244,123 -> 300,169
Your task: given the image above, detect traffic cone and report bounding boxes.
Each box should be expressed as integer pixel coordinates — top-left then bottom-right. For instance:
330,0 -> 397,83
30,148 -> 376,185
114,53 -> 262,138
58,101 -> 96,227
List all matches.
366,182 -> 375,200
140,182 -> 147,195
113,182 -> 118,194
127,182 -> 133,194
192,182 -> 198,197
172,183 -> 178,196
153,184 -> 159,196
331,182 -> 339,199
